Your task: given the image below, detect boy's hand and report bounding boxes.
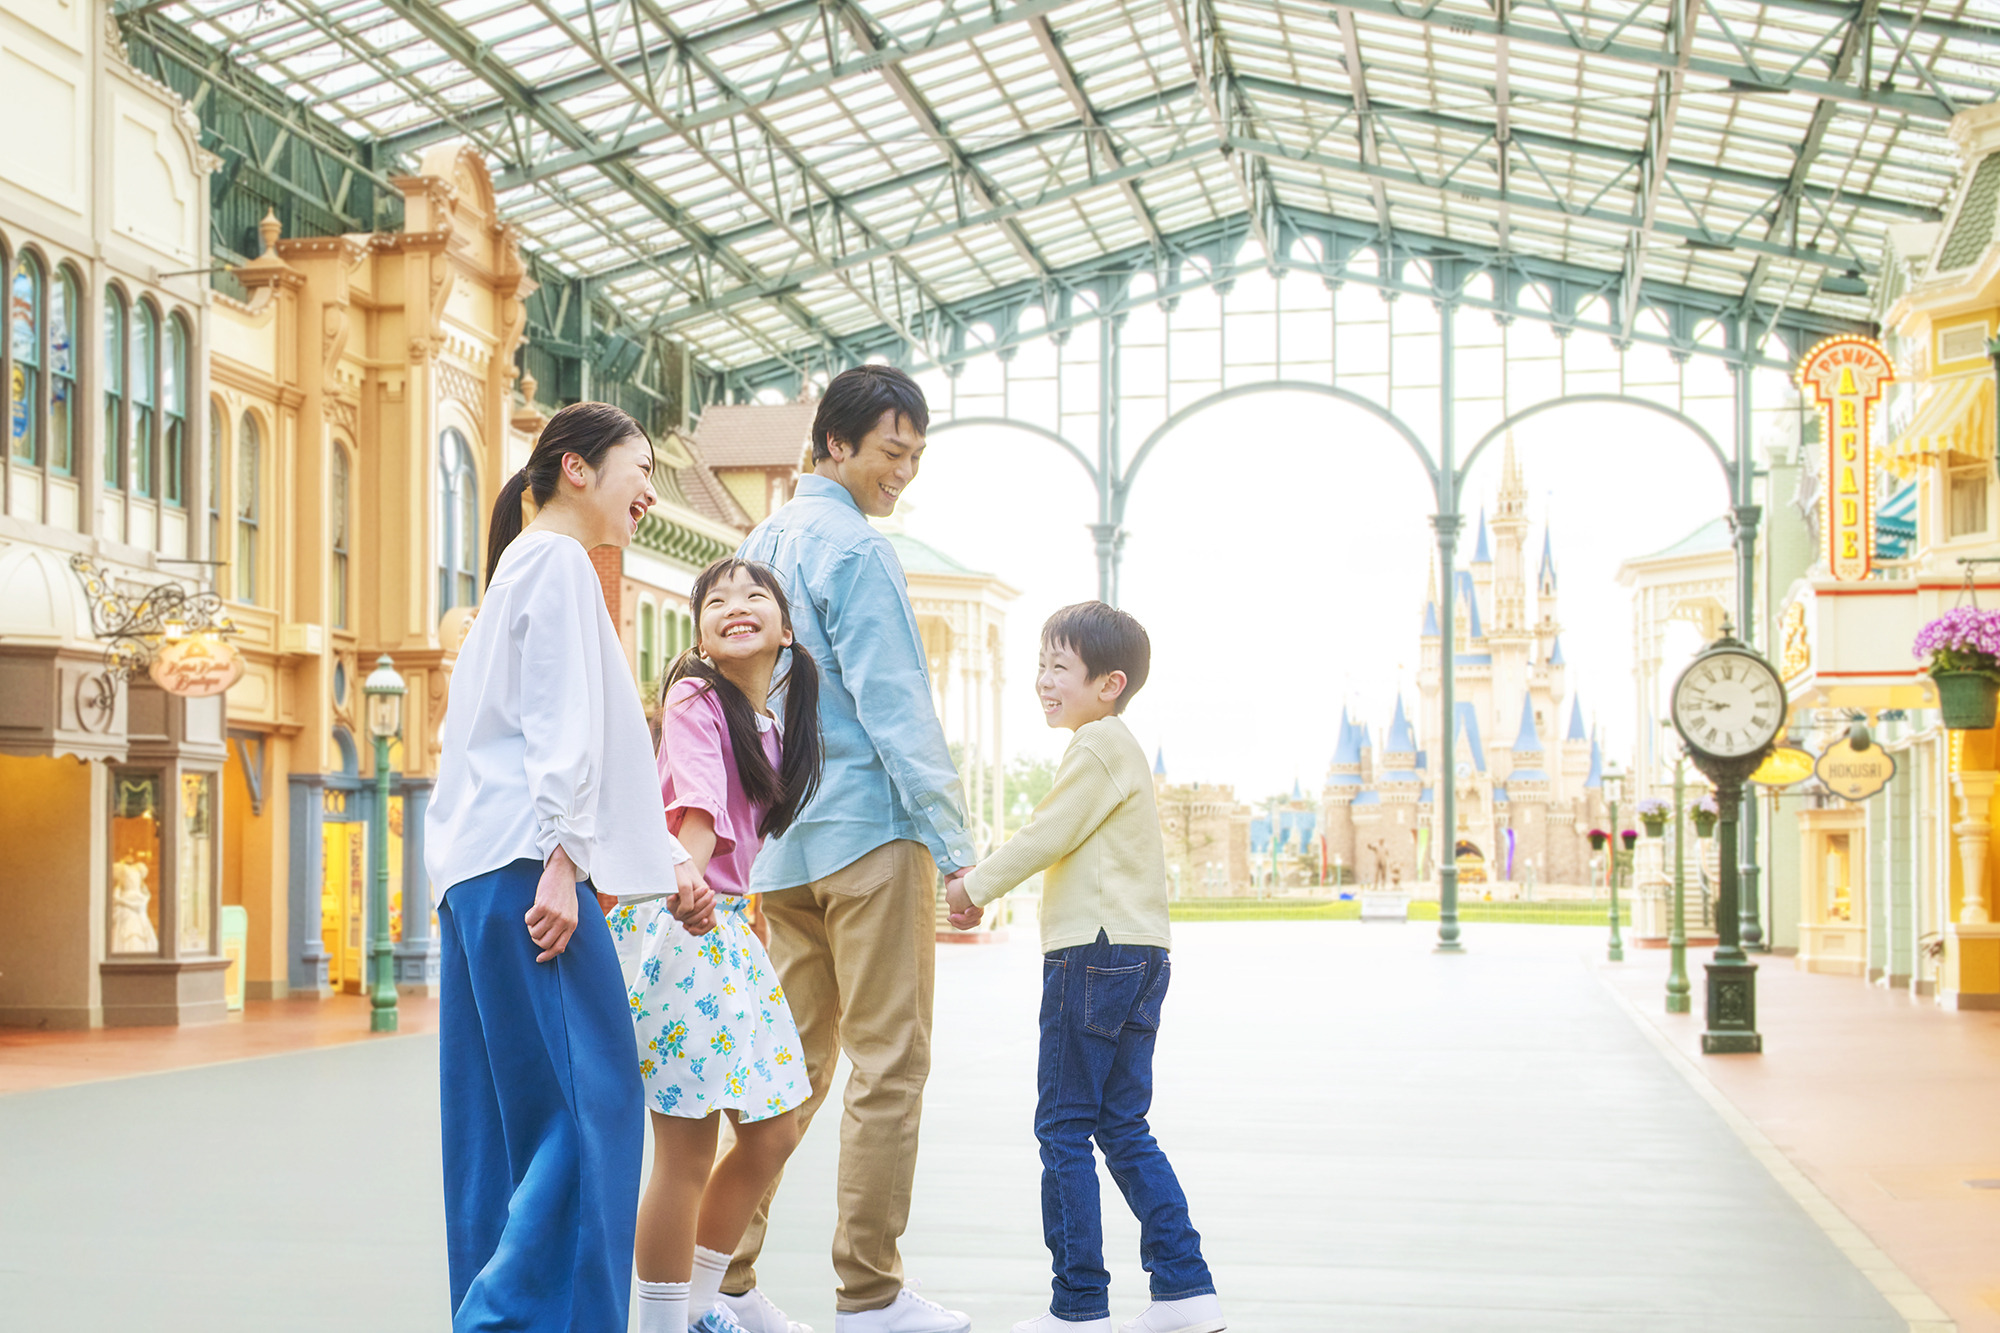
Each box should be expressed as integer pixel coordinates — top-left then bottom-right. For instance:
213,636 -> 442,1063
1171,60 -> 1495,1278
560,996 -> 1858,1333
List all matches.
944,872 -> 982,931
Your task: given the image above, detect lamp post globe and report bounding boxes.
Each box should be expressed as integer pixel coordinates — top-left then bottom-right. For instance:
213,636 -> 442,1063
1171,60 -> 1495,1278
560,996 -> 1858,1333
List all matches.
1603,760 -> 1626,962
361,655 -> 406,1033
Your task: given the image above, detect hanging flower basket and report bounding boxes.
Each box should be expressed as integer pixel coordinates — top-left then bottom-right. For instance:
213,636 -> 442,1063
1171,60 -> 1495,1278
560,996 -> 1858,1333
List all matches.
1619,829 -> 1639,851
1638,798 -> 1670,838
1691,794 -> 1718,838
1914,608 -> 2000,729
1586,829 -> 1609,851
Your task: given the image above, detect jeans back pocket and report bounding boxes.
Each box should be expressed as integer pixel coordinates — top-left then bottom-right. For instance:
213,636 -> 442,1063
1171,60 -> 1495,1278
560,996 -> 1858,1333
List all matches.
1132,956 -> 1170,1031
1083,962 -> 1148,1038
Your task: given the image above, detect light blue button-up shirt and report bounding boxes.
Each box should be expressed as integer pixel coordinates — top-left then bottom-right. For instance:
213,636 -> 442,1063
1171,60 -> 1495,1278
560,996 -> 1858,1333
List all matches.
739,474 -> 976,890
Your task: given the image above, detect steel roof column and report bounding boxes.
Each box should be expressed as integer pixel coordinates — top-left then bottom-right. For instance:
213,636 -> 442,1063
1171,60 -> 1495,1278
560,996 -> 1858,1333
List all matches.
1730,352 -> 1768,951
1434,304 -> 1465,953
1092,313 -> 1126,606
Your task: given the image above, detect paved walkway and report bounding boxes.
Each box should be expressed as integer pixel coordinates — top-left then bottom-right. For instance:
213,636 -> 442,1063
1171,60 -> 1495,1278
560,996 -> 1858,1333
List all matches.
0,924 -> 1927,1331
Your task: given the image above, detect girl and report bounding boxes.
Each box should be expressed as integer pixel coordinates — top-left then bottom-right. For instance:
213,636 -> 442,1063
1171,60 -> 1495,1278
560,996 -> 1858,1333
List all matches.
425,401 -> 695,1332
610,558 -> 825,1333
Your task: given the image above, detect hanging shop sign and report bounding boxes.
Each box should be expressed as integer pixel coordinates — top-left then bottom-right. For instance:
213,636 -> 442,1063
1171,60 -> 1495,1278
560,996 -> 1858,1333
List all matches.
149,632 -> 244,697
1796,335 -> 1895,582
1814,737 -> 1897,801
1750,745 -> 1816,787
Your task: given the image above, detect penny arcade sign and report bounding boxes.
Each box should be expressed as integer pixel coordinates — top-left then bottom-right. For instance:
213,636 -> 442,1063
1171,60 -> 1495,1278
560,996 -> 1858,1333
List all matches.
1796,336 -> 1896,583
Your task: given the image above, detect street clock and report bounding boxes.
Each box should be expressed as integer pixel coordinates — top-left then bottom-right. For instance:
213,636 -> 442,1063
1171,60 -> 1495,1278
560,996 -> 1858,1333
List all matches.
1671,635 -> 1786,771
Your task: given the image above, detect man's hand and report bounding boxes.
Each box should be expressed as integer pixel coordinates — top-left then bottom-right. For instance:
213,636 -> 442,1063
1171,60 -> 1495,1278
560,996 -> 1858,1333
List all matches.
527,846 -> 581,963
673,859 -> 717,936
944,869 -> 982,931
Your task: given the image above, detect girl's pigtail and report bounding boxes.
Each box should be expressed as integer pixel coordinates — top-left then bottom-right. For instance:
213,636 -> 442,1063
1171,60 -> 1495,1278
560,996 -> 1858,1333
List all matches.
766,644 -> 824,839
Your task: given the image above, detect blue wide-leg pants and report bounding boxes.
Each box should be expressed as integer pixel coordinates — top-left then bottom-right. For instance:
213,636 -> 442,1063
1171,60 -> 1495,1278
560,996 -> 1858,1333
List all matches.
439,858 -> 643,1332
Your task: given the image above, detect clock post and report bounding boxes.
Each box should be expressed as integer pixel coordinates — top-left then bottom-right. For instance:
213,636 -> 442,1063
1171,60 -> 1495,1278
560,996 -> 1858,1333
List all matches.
1669,627 -> 1782,1055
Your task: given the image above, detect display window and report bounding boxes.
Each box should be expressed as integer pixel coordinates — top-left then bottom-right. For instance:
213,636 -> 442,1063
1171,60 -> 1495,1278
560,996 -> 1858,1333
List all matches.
178,773 -> 215,955
109,770 -> 165,956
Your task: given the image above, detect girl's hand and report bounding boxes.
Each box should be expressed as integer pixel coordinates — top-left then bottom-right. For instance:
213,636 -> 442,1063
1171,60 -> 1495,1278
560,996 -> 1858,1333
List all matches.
527,847 -> 581,962
673,860 -> 716,936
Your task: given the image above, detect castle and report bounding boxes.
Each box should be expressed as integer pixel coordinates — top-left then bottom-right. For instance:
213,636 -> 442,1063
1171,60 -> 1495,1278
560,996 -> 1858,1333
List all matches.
1322,438 -> 1609,890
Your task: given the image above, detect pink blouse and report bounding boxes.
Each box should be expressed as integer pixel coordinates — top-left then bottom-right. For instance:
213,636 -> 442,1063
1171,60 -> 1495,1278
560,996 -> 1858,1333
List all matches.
657,677 -> 782,898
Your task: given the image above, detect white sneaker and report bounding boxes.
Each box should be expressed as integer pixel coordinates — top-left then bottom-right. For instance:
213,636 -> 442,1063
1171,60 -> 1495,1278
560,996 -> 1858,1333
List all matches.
1012,1315 -> 1111,1333
721,1288 -> 813,1333
1117,1295 -> 1225,1333
833,1287 -> 973,1333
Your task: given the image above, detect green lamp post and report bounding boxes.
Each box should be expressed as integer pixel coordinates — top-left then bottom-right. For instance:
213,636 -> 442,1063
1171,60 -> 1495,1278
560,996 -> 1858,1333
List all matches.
363,654 -> 406,1034
1660,726 -> 1693,1014
1603,760 -> 1626,962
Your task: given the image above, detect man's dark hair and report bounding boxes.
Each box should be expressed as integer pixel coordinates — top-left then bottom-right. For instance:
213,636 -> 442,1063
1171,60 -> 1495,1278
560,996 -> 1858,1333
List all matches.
812,365 -> 929,462
1042,601 -> 1151,713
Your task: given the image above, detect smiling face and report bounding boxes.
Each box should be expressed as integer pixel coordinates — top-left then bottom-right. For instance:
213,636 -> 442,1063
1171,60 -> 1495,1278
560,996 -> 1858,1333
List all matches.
559,433 -> 657,548
823,409 -> 924,517
1036,638 -> 1126,732
695,564 -> 792,691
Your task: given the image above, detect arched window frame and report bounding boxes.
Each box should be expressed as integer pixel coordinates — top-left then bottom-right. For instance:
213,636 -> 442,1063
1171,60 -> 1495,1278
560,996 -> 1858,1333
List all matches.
163,314 -> 188,507
331,439 -> 351,630
207,401 -> 225,563
438,427 -> 480,613
131,300 -> 158,498
639,599 -> 657,686
49,265 -> 78,476
9,248 -> 43,468
235,410 -> 260,605
103,286 -> 126,489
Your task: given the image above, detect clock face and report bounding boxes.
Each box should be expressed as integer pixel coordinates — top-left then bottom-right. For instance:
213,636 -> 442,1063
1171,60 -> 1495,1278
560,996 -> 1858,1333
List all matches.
1673,650 -> 1785,758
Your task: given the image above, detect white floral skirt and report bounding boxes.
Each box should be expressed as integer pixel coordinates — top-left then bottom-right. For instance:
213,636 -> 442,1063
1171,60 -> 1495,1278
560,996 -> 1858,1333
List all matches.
608,894 -> 807,1122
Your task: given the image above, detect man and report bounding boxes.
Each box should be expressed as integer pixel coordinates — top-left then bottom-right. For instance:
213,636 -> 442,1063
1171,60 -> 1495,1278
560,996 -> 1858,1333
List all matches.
722,365 -> 977,1333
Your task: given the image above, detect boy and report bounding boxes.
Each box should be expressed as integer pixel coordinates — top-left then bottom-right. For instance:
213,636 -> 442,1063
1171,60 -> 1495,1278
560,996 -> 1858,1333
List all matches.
945,602 -> 1223,1333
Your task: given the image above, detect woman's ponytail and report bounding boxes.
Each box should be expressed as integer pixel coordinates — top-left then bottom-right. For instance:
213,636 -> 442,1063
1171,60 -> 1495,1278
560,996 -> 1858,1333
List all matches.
482,401 -> 649,587
485,468 -> 531,587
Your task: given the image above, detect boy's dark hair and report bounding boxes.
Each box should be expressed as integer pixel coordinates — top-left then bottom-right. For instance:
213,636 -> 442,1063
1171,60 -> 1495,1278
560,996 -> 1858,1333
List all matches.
1042,601 -> 1150,713
811,365 -> 929,462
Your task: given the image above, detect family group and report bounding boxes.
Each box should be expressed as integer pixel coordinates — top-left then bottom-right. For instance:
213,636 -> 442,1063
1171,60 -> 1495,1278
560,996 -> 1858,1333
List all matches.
423,367 -> 1225,1333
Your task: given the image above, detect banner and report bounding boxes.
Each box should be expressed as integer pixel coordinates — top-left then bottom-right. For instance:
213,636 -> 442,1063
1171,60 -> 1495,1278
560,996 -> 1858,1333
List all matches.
1796,336 -> 1895,582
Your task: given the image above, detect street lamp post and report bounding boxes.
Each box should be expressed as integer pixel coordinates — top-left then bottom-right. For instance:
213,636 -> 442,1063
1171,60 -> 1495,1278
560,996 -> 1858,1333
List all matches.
1604,761 -> 1626,962
1664,738 -> 1693,1014
363,654 -> 406,1034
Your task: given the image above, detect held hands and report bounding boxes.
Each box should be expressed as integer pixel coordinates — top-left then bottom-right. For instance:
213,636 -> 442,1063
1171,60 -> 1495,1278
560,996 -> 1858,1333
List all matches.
944,867 -> 983,931
527,846 -> 581,963
673,859 -> 717,936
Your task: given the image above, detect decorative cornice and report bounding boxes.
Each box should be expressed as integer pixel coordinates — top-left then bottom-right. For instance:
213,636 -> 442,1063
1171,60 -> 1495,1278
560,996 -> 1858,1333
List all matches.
633,511 -> 734,570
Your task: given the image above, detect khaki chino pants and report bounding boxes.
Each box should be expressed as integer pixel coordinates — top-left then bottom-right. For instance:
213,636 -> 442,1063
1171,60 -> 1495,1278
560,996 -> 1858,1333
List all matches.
726,839 -> 937,1312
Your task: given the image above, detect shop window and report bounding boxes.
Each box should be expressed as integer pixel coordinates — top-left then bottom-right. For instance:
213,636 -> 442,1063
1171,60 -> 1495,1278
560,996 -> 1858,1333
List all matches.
9,251 -> 40,466
132,302 -> 157,497
109,770 -> 165,956
332,441 -> 351,629
178,772 -> 215,955
236,411 -> 260,604
438,427 -> 479,612
639,599 -> 657,685
163,316 -> 187,506
207,406 -> 224,562
103,288 -> 125,488
50,266 -> 76,474
1948,465 -> 1989,540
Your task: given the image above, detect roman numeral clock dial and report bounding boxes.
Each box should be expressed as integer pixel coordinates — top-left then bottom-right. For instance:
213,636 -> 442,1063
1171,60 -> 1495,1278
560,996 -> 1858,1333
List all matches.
1671,644 -> 1787,764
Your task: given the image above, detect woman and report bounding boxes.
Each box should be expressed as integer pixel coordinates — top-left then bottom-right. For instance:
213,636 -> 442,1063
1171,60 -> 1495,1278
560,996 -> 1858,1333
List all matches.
425,401 -> 694,1331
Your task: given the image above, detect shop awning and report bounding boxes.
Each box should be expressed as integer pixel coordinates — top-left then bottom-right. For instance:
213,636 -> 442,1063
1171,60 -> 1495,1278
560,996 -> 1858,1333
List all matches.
1884,374 -> 1995,478
1877,482 -> 1917,560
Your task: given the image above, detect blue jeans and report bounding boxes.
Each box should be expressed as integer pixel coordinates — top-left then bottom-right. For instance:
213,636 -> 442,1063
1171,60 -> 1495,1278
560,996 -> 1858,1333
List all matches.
439,858 -> 644,1332
1037,932 -> 1214,1321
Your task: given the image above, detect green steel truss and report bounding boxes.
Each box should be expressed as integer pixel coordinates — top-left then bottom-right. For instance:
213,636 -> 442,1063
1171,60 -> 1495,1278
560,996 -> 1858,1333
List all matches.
126,0 -> 1994,393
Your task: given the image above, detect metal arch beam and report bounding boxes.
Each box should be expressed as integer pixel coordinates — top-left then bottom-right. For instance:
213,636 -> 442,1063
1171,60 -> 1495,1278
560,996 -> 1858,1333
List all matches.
926,416 -> 1101,486
373,0 -> 855,359
1458,394 -> 1734,487
1120,380 -> 1439,501
1331,0 -> 1964,119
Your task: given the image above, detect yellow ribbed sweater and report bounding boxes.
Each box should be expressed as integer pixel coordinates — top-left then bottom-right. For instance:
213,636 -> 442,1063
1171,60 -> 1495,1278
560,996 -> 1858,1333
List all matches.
964,715 -> 1171,953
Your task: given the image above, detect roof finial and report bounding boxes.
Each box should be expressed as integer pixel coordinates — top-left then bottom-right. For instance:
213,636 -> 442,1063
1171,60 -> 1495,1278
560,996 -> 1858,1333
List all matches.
258,208 -> 282,257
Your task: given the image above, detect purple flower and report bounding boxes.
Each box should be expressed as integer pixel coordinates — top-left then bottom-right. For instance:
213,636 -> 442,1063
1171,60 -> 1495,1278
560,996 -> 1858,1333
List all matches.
1914,608 -> 2000,678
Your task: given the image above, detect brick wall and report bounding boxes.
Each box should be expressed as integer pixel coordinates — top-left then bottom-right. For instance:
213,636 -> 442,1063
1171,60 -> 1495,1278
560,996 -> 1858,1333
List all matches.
589,545 -> 622,624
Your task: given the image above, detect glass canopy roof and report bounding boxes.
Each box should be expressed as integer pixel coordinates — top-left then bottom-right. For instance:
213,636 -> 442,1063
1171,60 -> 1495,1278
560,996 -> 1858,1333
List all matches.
135,0 -> 2000,376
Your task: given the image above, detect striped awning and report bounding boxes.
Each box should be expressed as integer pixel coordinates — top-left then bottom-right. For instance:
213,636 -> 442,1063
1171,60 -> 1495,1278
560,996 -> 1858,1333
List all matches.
1884,374 -> 1995,478
1877,482 -> 1917,560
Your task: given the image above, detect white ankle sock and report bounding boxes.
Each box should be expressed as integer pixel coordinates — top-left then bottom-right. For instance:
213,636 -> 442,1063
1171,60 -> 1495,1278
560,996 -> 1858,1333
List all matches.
636,1278 -> 691,1333
690,1245 -> 731,1317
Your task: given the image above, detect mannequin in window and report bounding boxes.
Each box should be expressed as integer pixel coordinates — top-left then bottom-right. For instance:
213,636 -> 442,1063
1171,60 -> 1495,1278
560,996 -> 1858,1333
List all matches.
112,856 -> 158,953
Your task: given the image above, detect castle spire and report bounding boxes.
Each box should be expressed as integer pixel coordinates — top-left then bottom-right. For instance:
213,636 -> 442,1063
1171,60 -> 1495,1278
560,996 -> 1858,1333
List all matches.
1539,527 -> 1558,593
1473,508 -> 1491,564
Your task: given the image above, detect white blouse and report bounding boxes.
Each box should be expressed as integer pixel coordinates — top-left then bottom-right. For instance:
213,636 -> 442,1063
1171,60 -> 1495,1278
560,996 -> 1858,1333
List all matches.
426,530 -> 688,904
